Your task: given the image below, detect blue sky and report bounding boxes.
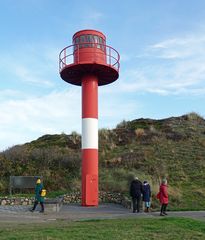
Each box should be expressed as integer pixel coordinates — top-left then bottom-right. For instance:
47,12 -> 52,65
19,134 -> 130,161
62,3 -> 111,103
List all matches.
0,0 -> 205,150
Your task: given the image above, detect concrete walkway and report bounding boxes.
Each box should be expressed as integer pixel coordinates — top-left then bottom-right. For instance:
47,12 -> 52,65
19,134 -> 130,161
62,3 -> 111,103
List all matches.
0,204 -> 204,224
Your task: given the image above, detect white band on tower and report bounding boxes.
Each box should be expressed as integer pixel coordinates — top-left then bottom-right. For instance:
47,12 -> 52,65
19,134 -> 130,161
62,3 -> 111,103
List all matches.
82,118 -> 98,149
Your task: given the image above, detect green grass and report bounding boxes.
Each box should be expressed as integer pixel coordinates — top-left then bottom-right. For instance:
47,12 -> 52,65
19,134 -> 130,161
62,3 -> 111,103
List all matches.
0,217 -> 204,239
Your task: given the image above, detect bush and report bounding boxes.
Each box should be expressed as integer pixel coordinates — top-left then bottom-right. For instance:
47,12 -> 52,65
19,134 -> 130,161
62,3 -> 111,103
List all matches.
135,128 -> 145,137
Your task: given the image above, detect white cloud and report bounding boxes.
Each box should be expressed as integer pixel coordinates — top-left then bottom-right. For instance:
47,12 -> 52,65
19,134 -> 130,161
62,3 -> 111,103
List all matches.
0,86 -> 141,150
117,32 -> 205,96
149,35 -> 205,59
99,92 -> 141,124
13,64 -> 54,87
0,89 -> 81,151
0,89 -> 28,101
0,43 -> 59,88
120,54 -> 133,62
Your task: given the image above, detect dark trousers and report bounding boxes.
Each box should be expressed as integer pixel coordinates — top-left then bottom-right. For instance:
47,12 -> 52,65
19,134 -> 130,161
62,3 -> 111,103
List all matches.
132,196 -> 141,212
32,200 -> 44,212
160,203 -> 168,213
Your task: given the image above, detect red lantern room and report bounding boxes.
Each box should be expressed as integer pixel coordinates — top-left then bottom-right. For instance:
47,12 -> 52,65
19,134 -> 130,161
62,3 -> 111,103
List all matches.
59,29 -> 119,86
73,30 -> 106,65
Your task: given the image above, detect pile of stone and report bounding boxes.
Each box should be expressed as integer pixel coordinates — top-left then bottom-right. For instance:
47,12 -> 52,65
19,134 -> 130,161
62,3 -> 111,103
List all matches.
99,191 -> 122,203
0,197 -> 34,206
63,191 -> 131,208
0,192 -> 132,208
63,192 -> 81,203
100,191 -> 131,208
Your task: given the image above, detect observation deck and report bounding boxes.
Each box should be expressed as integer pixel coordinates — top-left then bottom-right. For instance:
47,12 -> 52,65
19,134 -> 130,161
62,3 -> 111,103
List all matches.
59,30 -> 120,86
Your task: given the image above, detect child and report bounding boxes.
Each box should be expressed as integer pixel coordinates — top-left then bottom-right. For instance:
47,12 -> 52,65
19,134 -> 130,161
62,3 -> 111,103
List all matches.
142,180 -> 151,212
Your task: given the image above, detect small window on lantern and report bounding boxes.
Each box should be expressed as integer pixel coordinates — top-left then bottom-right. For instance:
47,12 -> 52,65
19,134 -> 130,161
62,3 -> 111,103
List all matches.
79,35 -> 85,48
87,35 -> 93,47
94,35 -> 100,49
84,35 -> 88,47
90,35 -> 95,47
99,37 -> 105,51
74,37 -> 79,50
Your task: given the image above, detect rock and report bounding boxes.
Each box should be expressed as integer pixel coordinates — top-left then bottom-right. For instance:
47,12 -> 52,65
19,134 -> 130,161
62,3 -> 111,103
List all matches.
1,200 -> 7,205
14,198 -> 21,205
22,201 -> 27,206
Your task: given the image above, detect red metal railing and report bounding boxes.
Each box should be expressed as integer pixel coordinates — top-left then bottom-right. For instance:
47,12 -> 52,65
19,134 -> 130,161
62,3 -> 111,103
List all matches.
59,43 -> 120,73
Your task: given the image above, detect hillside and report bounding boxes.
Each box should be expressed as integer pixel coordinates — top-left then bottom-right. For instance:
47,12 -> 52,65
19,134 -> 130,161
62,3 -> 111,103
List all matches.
0,112 -> 205,210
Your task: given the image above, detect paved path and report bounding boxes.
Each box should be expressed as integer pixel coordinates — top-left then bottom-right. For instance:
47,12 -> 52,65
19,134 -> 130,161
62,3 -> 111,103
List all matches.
0,204 -> 204,224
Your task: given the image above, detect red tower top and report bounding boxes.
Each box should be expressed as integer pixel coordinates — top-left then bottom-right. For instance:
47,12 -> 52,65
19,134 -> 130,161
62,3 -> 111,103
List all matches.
59,29 -> 120,86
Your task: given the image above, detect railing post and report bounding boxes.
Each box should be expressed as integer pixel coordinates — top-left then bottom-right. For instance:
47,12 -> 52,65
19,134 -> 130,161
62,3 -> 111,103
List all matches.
59,54 -> 61,72
109,47 -> 111,65
64,48 -> 66,67
78,44 -> 79,63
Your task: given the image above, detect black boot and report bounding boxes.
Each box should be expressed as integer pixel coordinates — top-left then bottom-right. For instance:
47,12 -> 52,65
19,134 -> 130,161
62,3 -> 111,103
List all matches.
40,202 -> 44,213
30,201 -> 38,212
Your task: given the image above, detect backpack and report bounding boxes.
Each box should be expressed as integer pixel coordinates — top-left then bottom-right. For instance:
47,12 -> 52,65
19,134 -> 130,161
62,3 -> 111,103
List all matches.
40,189 -> 47,197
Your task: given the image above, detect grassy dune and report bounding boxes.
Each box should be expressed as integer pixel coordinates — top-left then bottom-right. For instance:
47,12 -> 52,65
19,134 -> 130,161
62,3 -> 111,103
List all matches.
0,113 -> 205,210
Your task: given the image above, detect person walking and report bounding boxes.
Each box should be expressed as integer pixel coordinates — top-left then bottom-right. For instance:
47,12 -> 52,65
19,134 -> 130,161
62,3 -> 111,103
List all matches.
130,176 -> 143,213
30,178 -> 45,213
157,178 -> 169,216
142,180 -> 151,212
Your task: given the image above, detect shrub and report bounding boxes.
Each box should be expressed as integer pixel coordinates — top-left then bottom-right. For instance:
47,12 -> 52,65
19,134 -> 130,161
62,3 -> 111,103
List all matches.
135,128 -> 145,137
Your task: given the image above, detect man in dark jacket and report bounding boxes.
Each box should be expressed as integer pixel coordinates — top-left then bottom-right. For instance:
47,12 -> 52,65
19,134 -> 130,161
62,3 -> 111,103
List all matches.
130,177 -> 143,213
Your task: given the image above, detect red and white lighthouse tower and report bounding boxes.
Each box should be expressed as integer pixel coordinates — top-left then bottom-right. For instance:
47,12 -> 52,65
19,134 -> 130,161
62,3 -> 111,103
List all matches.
59,29 -> 120,206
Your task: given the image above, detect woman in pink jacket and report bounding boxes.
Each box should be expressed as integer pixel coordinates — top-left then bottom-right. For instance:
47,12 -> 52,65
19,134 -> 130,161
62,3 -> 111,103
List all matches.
158,178 -> 169,216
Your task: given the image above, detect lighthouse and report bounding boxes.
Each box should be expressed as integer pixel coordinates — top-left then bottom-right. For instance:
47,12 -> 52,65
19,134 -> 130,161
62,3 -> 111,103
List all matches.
59,29 -> 120,206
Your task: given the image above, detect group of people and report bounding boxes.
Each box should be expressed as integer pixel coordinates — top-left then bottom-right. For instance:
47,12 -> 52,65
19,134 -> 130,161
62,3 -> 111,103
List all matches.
130,176 -> 169,216
30,176 -> 168,215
